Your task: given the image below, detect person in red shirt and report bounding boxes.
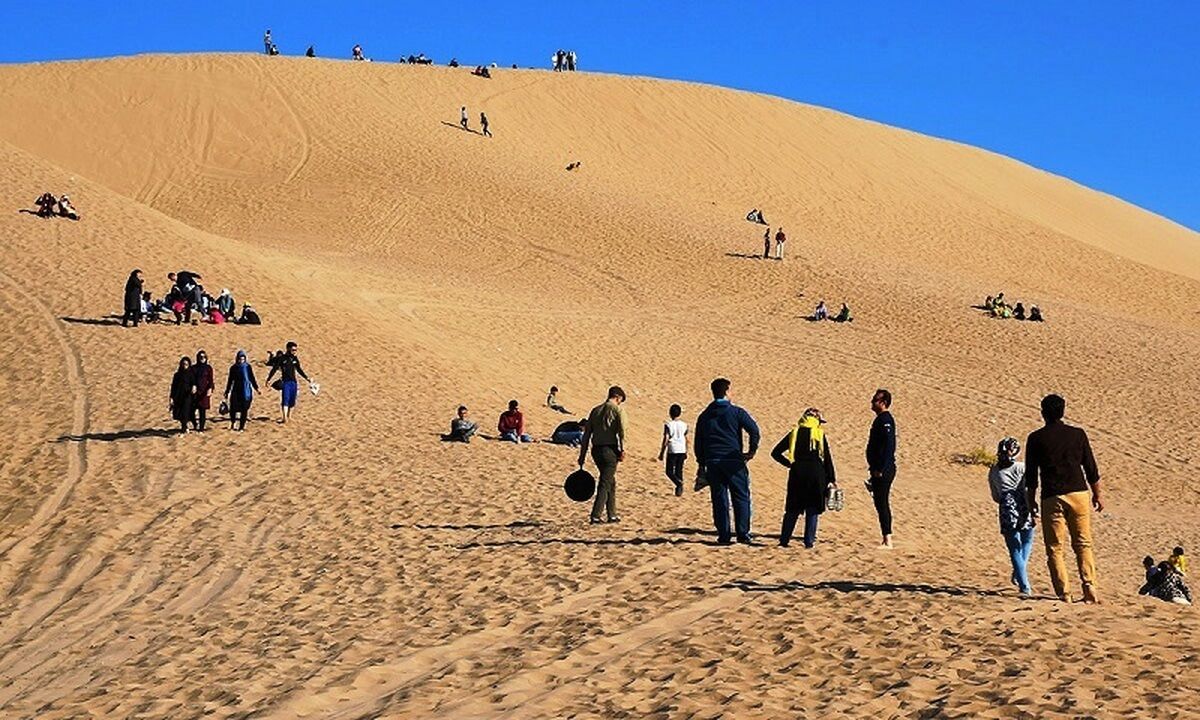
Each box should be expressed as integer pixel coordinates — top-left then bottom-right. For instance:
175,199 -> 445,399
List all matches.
498,400 -> 534,443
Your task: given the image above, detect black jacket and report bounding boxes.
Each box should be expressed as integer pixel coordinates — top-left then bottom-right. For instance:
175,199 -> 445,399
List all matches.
124,272 -> 143,312
866,411 -> 896,471
771,428 -> 836,512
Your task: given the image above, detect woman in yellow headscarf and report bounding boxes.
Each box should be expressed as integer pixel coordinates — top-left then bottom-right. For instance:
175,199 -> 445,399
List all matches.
769,408 -> 837,548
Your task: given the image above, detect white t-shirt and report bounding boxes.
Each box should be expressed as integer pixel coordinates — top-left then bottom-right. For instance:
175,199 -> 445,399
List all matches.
664,420 -> 688,454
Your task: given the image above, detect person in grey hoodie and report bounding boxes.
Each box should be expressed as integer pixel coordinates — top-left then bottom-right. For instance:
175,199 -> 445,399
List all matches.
694,377 -> 761,545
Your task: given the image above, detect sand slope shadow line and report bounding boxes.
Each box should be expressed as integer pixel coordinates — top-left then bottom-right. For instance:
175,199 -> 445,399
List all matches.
401,520 -> 543,531
56,427 -> 179,442
60,315 -> 125,327
453,536 -> 717,550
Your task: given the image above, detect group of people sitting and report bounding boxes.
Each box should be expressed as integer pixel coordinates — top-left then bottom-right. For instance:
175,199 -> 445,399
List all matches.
984,293 -> 1043,322
1140,547 -> 1191,605
30,192 -> 80,220
403,53 -> 434,64
123,269 -> 261,327
812,300 -> 853,323
443,386 -> 587,445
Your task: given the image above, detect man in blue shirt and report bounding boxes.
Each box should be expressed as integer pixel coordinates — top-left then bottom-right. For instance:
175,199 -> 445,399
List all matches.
694,378 -> 761,545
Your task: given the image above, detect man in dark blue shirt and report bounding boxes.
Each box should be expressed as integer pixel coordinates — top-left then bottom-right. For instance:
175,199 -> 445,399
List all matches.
865,388 -> 897,549
694,377 -> 761,545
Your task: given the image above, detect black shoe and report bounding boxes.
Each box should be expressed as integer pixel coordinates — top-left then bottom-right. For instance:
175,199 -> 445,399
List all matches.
607,516 -> 621,523
716,538 -> 733,546
673,481 -> 684,497
779,541 -> 789,548
737,536 -> 758,546
590,516 -> 603,525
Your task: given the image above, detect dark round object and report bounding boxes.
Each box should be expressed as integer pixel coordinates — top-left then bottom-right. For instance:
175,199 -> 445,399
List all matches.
564,469 -> 596,502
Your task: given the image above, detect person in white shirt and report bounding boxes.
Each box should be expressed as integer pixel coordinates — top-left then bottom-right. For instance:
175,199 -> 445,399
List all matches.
658,403 -> 689,497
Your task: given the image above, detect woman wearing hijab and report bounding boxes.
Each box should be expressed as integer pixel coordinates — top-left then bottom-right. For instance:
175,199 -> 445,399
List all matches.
770,408 -> 837,549
191,350 -> 215,431
122,269 -> 143,327
169,356 -> 195,433
223,350 -> 259,432
987,437 -> 1035,596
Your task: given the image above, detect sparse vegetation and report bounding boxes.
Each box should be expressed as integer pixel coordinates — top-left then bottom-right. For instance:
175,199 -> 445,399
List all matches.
952,447 -> 997,467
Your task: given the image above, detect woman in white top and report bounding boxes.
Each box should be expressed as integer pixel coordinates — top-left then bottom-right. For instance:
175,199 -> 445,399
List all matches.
658,404 -> 688,497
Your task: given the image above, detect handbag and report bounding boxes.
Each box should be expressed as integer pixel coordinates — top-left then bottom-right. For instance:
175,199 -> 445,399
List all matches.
826,485 -> 844,512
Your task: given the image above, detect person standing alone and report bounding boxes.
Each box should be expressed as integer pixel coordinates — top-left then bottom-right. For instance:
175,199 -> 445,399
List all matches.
763,228 -> 771,260
266,341 -> 311,424
694,378 -> 761,545
866,388 -> 897,549
122,269 -> 143,327
460,106 -> 469,131
774,228 -> 786,261
658,404 -> 688,497
578,386 -> 628,524
1025,394 -> 1103,603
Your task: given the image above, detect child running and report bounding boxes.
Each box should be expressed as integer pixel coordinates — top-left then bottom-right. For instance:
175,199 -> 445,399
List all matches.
658,404 -> 688,496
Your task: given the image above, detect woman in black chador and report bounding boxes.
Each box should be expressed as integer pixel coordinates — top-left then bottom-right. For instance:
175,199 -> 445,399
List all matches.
770,408 -> 837,548
169,356 -> 195,433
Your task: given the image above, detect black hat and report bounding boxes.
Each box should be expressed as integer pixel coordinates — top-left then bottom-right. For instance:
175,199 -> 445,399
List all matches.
564,469 -> 596,502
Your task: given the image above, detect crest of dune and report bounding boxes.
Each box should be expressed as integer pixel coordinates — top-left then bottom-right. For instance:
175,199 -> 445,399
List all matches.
0,54 -> 1196,718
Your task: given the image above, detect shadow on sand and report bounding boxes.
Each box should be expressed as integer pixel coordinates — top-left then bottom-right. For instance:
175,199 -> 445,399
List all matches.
398,520 -> 543,531
441,120 -> 479,135
455,536 -> 721,550
722,579 -> 1011,598
61,315 -> 125,327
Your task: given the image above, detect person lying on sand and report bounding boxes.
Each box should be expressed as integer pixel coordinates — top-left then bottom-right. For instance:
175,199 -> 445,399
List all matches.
57,194 -> 79,220
551,418 -> 586,447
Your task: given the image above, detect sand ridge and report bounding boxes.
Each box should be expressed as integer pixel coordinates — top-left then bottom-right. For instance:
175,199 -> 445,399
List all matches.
0,55 -> 1197,718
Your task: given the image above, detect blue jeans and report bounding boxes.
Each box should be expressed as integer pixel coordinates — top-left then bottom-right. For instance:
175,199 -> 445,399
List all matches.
706,460 -> 752,543
1004,527 -> 1035,593
552,430 -> 584,447
500,431 -> 533,443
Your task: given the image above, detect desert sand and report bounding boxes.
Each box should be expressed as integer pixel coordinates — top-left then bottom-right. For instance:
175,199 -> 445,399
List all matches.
0,54 -> 1197,718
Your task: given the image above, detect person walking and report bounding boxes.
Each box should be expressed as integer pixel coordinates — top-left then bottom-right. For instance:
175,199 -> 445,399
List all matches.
577,386 -> 628,524
191,350 -> 215,431
763,227 -> 771,260
169,357 -> 195,433
263,29 -> 272,55
460,106 -> 469,131
658,404 -> 688,497
774,228 -> 786,260
122,269 -> 143,327
866,388 -> 897,549
266,341 -> 311,424
223,350 -> 259,432
480,112 -> 492,137
694,378 -> 761,545
1025,394 -> 1103,603
988,437 -> 1035,595
770,408 -> 836,549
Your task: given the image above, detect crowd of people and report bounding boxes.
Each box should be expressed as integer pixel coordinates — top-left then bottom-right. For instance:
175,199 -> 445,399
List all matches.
29,192 -> 80,220
983,292 -> 1044,321
553,49 -> 578,72
122,269 -> 261,327
167,342 -> 316,433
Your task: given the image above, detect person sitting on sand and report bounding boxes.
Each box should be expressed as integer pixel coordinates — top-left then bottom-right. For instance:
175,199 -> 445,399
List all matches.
57,194 -> 79,220
1029,305 -> 1044,322
216,289 -> 236,319
745,208 -> 766,225
1141,556 -> 1162,591
352,44 -> 366,61
141,291 -> 160,323
988,437 -> 1035,596
498,400 -> 534,443
551,418 -> 587,447
834,303 -> 853,323
238,303 -> 262,325
443,405 -> 479,442
1013,302 -> 1026,321
813,301 -> 828,321
985,295 -> 995,312
34,192 -> 57,218
547,386 -> 570,414
1170,546 -> 1188,576
1142,562 -> 1192,605
306,45 -> 315,58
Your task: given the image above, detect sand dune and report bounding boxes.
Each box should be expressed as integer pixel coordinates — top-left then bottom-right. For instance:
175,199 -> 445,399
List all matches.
0,54 -> 1197,718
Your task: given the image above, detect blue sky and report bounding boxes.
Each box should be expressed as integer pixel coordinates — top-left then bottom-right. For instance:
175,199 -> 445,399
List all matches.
2,1 -> 1196,231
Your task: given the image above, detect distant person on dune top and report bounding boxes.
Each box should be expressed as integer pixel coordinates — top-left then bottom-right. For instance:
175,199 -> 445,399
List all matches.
694,378 -> 761,545
123,269 -> 144,327
774,228 -> 786,260
578,386 -> 628,523
306,45 -> 315,58
223,350 -> 259,432
1025,393 -> 1102,603
263,30 -> 272,55
352,44 -> 365,61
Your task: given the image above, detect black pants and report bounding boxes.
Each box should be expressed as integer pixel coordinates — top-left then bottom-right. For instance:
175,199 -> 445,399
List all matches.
871,466 -> 896,536
664,453 -> 685,487
122,307 -> 140,327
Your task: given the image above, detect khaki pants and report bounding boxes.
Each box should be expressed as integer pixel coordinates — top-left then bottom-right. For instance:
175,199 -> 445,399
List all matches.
1042,490 -> 1097,598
